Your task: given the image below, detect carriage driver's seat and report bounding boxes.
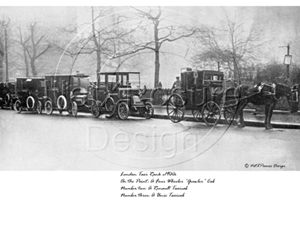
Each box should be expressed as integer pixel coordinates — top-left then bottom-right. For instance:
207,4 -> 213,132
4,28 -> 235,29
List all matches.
210,87 -> 224,96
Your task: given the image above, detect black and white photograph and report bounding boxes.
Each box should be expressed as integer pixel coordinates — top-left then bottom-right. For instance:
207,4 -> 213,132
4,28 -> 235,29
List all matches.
1,5 -> 300,170
0,3 -> 299,240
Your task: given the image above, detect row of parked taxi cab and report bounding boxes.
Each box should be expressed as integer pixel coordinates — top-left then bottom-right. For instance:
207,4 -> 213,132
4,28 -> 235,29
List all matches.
0,72 -> 154,120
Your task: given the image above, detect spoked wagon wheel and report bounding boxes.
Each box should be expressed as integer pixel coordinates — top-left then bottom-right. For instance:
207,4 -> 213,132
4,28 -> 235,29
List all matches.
105,97 -> 115,118
166,93 -> 185,123
71,101 -> 78,117
117,102 -> 129,120
201,101 -> 221,126
105,97 -> 115,112
223,106 -> 237,124
45,100 -> 53,115
91,101 -> 101,118
14,100 -> 22,113
144,102 -> 154,119
37,101 -> 43,114
192,107 -> 202,122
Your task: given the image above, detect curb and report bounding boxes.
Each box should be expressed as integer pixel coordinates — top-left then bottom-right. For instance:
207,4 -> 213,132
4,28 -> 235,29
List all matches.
152,106 -> 300,129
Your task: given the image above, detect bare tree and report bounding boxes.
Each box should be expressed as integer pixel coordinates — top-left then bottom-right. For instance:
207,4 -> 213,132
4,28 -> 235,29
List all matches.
53,24 -> 94,74
115,6 -> 200,87
17,22 -> 51,77
17,27 -> 30,77
90,7 -> 143,81
0,24 -> 4,82
192,10 -> 266,85
0,19 -> 10,82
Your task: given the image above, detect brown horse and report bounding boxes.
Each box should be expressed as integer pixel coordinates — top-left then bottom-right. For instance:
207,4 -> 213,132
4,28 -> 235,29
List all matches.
235,83 -> 293,129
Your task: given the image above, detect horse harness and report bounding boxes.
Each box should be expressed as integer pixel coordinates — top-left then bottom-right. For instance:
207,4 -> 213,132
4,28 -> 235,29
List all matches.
255,83 -> 280,101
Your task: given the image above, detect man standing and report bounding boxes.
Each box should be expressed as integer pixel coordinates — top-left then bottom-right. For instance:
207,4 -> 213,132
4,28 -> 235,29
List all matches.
172,76 -> 181,89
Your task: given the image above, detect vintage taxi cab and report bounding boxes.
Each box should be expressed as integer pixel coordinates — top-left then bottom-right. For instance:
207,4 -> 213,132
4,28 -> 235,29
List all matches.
44,73 -> 95,116
14,77 -> 45,114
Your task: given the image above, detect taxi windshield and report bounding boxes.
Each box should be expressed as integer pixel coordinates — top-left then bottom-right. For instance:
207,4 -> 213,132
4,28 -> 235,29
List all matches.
129,74 -> 140,88
73,77 -> 90,89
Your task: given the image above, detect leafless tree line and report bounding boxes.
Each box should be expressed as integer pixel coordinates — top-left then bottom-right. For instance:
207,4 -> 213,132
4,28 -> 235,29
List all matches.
0,6 -> 294,87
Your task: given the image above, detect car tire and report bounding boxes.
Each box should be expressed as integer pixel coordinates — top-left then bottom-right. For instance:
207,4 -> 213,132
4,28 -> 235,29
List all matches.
45,100 -> 53,115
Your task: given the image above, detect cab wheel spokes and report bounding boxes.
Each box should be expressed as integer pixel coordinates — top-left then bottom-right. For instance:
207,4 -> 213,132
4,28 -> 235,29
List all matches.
144,102 -> 154,119
167,93 -> 185,123
91,101 -> 101,118
105,97 -> 116,118
223,106 -> 237,124
117,102 -> 129,120
45,100 -> 53,115
202,101 -> 221,126
192,108 -> 202,122
72,101 -> 78,117
105,97 -> 115,112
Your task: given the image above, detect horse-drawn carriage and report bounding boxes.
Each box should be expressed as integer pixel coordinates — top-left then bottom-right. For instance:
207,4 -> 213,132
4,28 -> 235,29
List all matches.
166,68 -> 229,125
0,82 -> 17,110
44,73 -> 95,116
14,77 -> 45,114
91,72 -> 154,120
166,68 -> 298,129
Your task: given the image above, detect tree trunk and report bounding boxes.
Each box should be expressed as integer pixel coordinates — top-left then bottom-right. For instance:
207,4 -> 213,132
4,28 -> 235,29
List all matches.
0,49 -> 4,82
154,20 -> 160,88
233,57 -> 240,85
96,48 -> 101,82
31,59 -> 37,77
23,47 -> 29,77
4,27 -> 8,82
154,49 -> 160,88
91,7 -> 101,87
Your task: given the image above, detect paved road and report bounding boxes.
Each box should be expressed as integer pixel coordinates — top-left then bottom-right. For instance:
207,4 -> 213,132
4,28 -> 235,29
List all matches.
1,109 -> 300,170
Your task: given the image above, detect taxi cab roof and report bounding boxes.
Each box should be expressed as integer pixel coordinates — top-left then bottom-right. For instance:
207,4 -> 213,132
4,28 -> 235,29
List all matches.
98,72 -> 140,75
45,74 -> 89,77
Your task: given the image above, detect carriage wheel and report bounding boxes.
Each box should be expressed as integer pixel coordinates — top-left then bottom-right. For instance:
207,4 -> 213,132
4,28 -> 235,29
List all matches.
14,100 -> 22,113
192,108 -> 202,122
105,97 -> 116,118
105,97 -> 115,112
91,101 -> 101,118
201,101 -> 221,126
45,100 -> 53,115
117,102 -> 129,120
144,102 -> 154,119
223,106 -> 237,124
37,101 -> 42,114
166,93 -> 185,123
72,101 -> 78,117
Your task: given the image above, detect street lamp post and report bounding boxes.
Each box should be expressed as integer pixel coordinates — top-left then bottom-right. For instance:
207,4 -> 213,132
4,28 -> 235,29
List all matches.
280,44 -> 292,80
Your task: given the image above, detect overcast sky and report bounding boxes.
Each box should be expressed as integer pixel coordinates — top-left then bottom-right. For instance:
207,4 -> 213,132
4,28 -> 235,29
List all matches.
1,6 -> 300,85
